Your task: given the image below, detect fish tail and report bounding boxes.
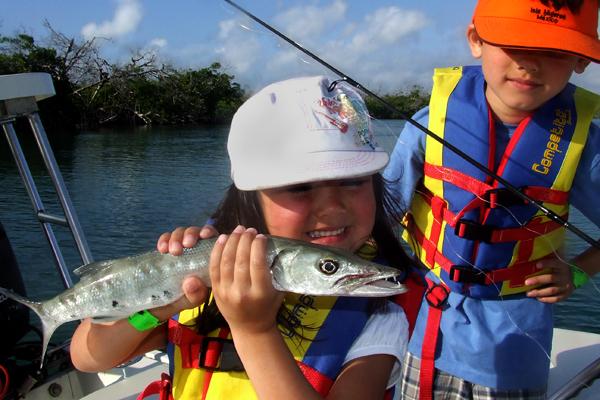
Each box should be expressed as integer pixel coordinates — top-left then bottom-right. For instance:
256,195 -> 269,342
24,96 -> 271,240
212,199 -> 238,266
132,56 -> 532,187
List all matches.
0,287 -> 60,367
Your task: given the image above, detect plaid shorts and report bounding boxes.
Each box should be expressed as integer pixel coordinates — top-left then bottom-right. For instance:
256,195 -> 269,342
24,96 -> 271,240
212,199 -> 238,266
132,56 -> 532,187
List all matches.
398,352 -> 547,400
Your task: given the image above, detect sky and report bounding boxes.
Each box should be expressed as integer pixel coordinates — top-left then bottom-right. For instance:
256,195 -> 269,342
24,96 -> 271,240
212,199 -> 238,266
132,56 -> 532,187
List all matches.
2,0 -> 599,95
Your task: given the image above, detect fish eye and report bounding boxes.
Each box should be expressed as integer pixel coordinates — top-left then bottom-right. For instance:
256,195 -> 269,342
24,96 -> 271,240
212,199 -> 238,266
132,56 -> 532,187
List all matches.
319,259 -> 339,275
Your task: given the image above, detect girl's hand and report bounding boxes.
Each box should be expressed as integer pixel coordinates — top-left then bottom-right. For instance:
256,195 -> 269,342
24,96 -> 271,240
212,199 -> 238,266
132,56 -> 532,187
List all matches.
209,226 -> 284,335
157,225 -> 219,255
525,258 -> 574,303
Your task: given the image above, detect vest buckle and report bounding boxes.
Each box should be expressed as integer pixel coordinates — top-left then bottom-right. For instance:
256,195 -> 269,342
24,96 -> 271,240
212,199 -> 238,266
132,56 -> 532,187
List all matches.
449,265 -> 489,285
425,283 -> 449,308
483,187 -> 527,209
199,336 -> 245,372
455,219 -> 493,242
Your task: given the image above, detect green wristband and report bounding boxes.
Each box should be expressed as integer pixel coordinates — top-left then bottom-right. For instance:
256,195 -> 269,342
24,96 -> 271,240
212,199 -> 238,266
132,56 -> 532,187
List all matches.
127,310 -> 164,332
570,265 -> 590,289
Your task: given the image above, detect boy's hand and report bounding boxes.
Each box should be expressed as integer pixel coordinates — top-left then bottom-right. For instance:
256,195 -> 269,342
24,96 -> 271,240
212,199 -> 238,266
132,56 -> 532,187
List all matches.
157,225 -> 219,255
525,259 -> 574,303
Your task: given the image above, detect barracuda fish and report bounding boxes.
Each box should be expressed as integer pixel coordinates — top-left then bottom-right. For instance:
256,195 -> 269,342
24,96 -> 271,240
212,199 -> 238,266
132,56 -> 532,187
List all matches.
0,235 -> 406,365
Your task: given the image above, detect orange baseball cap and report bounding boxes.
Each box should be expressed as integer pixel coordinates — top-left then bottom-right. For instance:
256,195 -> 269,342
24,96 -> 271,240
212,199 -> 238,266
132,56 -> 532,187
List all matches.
473,0 -> 600,63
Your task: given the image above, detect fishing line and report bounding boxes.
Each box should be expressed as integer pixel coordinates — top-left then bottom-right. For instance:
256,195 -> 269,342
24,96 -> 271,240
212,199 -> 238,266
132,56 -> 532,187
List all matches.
438,232 -> 556,367
469,190 -> 600,296
222,0 -> 600,252
421,163 -> 599,296
407,178 -> 599,365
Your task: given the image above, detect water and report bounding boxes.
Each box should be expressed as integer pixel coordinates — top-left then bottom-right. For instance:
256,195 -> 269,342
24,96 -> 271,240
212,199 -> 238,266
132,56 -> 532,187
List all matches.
0,121 -> 599,347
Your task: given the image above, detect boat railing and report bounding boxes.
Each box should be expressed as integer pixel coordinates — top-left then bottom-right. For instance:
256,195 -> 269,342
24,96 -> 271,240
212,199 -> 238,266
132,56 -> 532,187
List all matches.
550,355 -> 600,399
0,72 -> 93,289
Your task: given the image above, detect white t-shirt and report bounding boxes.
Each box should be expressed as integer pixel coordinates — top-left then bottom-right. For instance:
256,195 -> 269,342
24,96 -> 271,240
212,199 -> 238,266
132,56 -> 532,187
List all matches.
343,301 -> 409,388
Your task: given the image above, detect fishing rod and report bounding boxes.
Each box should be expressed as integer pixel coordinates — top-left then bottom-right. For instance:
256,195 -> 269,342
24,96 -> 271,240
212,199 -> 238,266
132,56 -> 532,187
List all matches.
223,0 -> 600,251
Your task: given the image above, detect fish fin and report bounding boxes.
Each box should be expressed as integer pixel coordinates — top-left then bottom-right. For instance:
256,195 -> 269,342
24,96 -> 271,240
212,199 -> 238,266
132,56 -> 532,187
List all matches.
73,259 -> 117,277
0,287 -> 60,368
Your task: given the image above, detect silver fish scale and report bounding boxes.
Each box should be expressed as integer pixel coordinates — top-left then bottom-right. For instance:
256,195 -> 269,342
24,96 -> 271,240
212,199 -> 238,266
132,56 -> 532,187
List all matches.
0,235 -> 407,367
45,240 -> 216,324
37,237 -> 406,326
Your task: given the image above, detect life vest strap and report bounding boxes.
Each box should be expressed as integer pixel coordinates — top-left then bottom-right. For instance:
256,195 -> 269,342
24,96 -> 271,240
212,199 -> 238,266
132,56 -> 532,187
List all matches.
424,163 -> 492,198
137,373 -> 173,400
167,320 -> 241,371
416,191 -> 565,243
419,280 -> 449,400
454,216 -> 564,243
448,259 -> 543,288
423,163 -> 569,208
411,223 -> 547,289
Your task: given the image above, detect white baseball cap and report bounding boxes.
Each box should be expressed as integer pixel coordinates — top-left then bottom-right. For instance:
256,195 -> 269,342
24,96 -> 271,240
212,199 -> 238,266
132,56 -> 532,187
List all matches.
228,76 -> 389,191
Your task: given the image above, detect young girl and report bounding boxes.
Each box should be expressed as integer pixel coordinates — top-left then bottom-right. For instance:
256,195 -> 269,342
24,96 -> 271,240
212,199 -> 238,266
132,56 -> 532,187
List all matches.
70,76 -> 413,399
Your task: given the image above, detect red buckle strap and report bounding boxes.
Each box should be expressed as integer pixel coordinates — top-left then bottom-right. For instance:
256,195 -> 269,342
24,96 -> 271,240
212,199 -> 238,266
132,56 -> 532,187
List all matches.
168,320 -> 203,369
454,216 -> 564,243
486,260 -> 548,289
424,283 -> 449,308
490,217 -> 563,242
419,281 -> 449,400
522,186 -> 568,205
424,163 -> 568,208
448,261 -> 541,288
137,373 -> 173,400
412,223 -> 548,289
411,221 -> 454,271
168,320 -> 234,370
424,163 -> 492,197
200,328 -> 231,400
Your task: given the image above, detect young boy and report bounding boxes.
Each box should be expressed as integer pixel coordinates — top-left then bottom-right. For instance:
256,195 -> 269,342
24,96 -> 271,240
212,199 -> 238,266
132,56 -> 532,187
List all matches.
383,0 -> 600,398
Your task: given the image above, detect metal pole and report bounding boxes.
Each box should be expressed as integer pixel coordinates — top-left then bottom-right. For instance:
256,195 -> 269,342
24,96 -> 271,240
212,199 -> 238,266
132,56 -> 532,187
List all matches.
2,119 -> 74,288
27,113 -> 93,265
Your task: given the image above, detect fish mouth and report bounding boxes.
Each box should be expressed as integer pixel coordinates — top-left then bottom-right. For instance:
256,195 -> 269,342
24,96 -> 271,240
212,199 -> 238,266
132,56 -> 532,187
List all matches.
333,273 -> 408,296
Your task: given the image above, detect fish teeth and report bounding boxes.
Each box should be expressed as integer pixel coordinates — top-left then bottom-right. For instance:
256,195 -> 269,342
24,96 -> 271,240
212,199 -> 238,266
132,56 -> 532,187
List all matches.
308,227 -> 345,238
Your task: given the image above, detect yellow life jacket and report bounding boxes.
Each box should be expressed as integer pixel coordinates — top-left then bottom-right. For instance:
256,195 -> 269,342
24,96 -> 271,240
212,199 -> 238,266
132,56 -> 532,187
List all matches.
167,294 -> 371,399
404,66 -> 600,298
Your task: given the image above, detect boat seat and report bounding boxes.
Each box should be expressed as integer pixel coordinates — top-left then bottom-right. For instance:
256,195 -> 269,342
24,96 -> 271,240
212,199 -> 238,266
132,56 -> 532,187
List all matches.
0,72 -> 55,102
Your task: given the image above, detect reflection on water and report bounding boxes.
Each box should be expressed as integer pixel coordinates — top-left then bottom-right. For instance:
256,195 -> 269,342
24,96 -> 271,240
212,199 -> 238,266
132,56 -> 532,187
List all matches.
0,126 -> 231,300
0,121 -> 599,339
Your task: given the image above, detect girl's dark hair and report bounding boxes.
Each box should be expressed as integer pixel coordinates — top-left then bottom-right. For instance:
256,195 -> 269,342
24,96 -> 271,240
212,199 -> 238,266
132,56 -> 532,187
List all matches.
195,173 -> 412,335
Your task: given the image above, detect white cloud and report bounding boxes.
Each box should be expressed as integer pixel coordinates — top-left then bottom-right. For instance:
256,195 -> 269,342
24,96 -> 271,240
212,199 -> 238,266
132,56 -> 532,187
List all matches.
201,2 -> 469,94
149,38 -> 167,49
81,0 -> 143,40
247,3 -> 431,92
274,0 -> 347,41
215,18 -> 263,74
350,7 -> 428,50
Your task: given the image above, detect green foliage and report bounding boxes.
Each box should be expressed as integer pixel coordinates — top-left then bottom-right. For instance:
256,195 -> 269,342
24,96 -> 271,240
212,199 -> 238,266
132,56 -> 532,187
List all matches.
365,86 -> 430,120
0,26 -> 438,131
0,29 -> 246,131
0,34 -> 58,74
0,33 -> 80,132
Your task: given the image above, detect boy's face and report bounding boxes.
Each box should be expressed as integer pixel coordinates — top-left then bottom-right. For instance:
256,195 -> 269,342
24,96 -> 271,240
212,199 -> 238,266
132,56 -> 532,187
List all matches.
467,24 -> 590,124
